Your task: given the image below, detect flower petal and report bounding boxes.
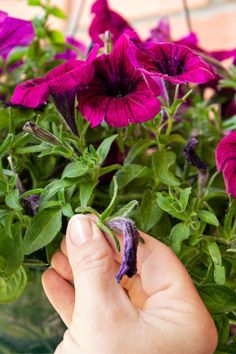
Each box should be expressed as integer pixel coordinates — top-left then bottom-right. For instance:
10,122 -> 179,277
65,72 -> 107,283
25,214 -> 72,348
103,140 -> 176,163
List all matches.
129,42 -> 215,84
216,131 -> 236,198
89,0 -> 133,46
0,15 -> 34,59
11,78 -> 50,108
106,218 -> 140,283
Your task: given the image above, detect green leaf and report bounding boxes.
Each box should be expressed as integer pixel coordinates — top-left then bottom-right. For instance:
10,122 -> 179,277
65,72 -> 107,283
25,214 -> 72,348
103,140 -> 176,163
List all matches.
152,150 -> 180,186
170,223 -> 191,254
214,265 -> 226,285
28,0 -> 41,5
198,210 -> 219,227
207,241 -> 222,266
47,30 -> 65,44
20,188 -> 44,198
97,134 -> 117,164
79,181 -> 97,207
0,134 -> 13,159
23,208 -> 62,255
41,179 -> 72,201
62,162 -> 88,179
5,190 -> 22,210
0,223 -> 23,277
124,140 -> 152,166
140,190 -> 163,232
156,193 -> 187,221
179,187 -> 192,211
0,266 -> 27,303
116,165 -> 149,189
46,232 -> 64,264
112,200 -> 138,219
62,203 -> 74,218
198,285 -> 236,314
214,314 -> 230,345
46,6 -> 66,19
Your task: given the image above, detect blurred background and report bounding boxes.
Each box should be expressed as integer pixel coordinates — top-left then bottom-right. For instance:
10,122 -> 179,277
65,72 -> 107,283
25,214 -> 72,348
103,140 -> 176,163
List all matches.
0,0 -> 235,50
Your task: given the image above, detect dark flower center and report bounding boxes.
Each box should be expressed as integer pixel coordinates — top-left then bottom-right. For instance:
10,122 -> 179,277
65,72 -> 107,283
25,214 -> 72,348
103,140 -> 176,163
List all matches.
95,58 -> 139,98
154,46 -> 186,76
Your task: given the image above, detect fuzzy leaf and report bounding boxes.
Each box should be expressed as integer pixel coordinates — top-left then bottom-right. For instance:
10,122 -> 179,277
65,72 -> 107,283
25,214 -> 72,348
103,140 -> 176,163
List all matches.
198,210 -> 219,227
112,200 -> 138,219
140,190 -> 162,232
116,165 -> 149,189
97,134 -> 117,164
23,208 -> 62,255
62,162 -> 88,179
170,223 -> 191,254
79,181 -> 97,207
0,266 -> 27,304
124,140 -> 152,166
198,285 -> 236,314
152,150 -> 180,186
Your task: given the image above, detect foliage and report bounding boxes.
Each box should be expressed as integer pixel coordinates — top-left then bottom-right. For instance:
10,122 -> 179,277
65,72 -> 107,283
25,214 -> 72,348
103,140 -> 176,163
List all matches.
0,0 -> 236,352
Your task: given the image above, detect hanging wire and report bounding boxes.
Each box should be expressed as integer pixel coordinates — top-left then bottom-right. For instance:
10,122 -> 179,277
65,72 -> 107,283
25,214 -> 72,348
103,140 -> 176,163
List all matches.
67,0 -> 87,37
182,0 -> 193,33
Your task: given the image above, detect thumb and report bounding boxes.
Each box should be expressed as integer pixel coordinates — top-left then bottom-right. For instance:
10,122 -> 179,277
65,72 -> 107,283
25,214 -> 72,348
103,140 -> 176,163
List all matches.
66,214 -> 130,321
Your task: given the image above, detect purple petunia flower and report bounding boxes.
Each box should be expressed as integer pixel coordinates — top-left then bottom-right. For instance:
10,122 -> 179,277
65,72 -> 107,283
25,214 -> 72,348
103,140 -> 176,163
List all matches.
89,0 -> 134,46
55,36 -> 87,61
106,218 -> 140,283
77,33 -> 160,128
0,11 -> 34,60
147,17 -> 171,43
128,42 -> 215,85
10,59 -> 94,135
216,131 -> 236,199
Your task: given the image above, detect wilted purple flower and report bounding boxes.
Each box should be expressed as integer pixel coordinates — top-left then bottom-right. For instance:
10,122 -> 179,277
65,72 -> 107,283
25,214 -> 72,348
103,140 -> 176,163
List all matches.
183,137 -> 207,170
11,59 -> 94,135
106,218 -> 140,282
21,194 -> 40,216
77,33 -> 160,127
89,0 -> 134,46
55,36 -> 87,61
0,11 -> 34,60
216,131 -> 236,198
129,42 -> 215,85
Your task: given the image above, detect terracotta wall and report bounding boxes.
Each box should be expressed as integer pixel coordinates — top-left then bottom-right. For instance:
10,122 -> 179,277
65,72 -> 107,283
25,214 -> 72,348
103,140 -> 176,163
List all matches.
0,0 -> 235,50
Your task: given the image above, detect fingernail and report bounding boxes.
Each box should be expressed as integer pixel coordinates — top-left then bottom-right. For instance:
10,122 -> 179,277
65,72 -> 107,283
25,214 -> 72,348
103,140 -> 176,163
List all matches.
69,215 -> 93,246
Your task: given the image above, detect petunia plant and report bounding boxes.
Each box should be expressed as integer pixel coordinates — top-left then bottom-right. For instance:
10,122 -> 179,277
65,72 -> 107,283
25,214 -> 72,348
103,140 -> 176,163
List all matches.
0,0 -> 236,352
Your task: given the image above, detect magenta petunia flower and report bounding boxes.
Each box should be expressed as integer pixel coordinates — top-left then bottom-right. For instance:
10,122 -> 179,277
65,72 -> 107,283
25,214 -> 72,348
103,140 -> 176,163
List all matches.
0,11 -> 34,59
11,60 -> 94,135
128,42 -> 215,84
216,131 -> 236,198
89,0 -> 134,46
148,17 -> 171,43
77,34 -> 161,127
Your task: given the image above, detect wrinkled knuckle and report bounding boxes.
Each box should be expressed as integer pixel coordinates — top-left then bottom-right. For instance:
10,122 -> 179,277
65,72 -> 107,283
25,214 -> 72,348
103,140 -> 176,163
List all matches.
77,245 -> 113,275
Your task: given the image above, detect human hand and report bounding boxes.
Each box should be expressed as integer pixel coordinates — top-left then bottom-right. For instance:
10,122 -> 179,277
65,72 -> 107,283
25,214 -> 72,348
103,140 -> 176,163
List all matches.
42,215 -> 218,354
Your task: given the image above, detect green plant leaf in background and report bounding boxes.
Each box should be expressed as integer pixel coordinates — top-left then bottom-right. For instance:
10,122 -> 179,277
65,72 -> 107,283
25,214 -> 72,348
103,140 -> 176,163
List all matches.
23,208 -> 62,255
207,241 -> 226,285
197,210 -> 219,227
140,189 -> 162,232
0,266 -> 27,304
152,150 -> 180,186
96,134 -> 117,164
116,164 -> 149,189
170,223 -> 191,254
